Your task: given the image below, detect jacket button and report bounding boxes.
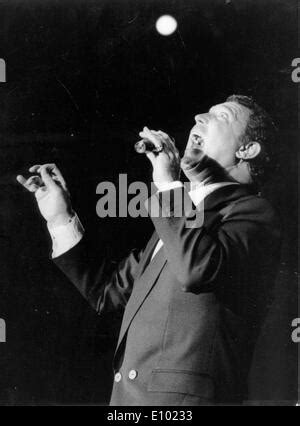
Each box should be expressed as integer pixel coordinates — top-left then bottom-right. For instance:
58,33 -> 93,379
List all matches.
128,369 -> 138,380
114,372 -> 122,383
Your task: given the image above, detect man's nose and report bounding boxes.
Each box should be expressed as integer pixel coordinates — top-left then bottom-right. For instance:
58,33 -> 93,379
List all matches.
194,114 -> 208,124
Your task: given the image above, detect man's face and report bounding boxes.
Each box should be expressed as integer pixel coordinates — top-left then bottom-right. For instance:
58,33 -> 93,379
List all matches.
185,101 -> 252,168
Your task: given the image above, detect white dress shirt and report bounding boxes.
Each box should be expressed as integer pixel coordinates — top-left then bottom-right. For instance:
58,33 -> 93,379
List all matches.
48,181 -> 238,259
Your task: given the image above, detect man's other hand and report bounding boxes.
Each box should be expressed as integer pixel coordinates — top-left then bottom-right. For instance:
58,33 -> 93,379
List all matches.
16,164 -> 74,227
139,127 -> 181,190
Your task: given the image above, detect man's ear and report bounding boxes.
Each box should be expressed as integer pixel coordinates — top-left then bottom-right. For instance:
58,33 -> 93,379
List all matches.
235,142 -> 261,160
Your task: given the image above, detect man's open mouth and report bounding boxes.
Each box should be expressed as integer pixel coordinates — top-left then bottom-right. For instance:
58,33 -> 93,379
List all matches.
190,133 -> 204,148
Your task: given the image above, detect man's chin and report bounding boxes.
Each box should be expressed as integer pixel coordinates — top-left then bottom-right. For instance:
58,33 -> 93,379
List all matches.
181,148 -> 204,169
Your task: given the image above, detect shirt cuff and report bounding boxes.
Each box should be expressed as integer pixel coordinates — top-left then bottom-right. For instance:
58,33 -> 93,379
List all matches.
156,181 -> 183,192
47,213 -> 85,259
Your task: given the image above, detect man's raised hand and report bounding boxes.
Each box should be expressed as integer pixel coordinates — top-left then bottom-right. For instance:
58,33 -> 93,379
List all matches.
139,127 -> 181,189
16,164 -> 74,227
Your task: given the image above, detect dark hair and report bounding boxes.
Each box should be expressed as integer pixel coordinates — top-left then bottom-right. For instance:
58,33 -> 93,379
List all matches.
226,94 -> 277,187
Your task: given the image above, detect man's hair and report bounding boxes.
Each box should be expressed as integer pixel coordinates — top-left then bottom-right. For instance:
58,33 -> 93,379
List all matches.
226,94 -> 277,187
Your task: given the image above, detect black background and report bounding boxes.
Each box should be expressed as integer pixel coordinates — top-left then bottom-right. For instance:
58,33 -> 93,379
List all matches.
0,0 -> 298,405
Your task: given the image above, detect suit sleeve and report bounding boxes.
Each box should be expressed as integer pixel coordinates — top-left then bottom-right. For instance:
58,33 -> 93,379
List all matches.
150,187 -> 281,293
53,238 -> 143,314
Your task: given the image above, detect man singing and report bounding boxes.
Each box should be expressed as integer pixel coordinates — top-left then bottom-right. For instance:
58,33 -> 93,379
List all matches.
17,95 -> 281,405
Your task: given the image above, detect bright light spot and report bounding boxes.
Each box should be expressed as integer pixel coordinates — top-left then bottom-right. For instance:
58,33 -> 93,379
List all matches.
155,15 -> 177,36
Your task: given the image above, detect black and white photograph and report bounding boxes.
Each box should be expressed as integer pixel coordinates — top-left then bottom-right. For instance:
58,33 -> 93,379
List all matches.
0,0 -> 299,408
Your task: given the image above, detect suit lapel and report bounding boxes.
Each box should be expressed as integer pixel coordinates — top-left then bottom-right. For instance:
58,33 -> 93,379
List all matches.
134,232 -> 160,280
115,237 -> 167,353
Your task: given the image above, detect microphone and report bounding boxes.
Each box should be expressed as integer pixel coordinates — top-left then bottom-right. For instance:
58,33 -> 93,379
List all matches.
134,139 -> 163,154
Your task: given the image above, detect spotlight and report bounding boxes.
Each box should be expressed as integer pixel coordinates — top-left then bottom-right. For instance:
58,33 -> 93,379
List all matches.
155,15 -> 177,36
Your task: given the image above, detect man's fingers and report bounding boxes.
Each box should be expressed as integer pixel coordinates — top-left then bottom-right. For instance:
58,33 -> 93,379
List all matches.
139,127 -> 179,159
16,175 -> 27,186
39,166 -> 57,189
27,175 -> 44,187
18,163 -> 67,194
43,164 -> 67,189
139,127 -> 157,143
29,163 -> 67,190
28,184 -> 41,193
157,130 -> 176,148
157,130 -> 170,140
139,127 -> 164,151
16,175 -> 42,193
17,175 -> 41,188
29,165 -> 42,173
157,130 -> 180,160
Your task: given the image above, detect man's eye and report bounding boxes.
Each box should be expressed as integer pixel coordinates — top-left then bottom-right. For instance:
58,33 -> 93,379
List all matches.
218,112 -> 228,120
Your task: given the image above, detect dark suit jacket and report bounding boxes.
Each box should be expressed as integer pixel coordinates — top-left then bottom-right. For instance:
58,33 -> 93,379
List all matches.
54,184 -> 281,405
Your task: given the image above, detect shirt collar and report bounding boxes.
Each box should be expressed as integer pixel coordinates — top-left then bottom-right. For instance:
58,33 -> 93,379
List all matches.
188,181 -> 239,207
